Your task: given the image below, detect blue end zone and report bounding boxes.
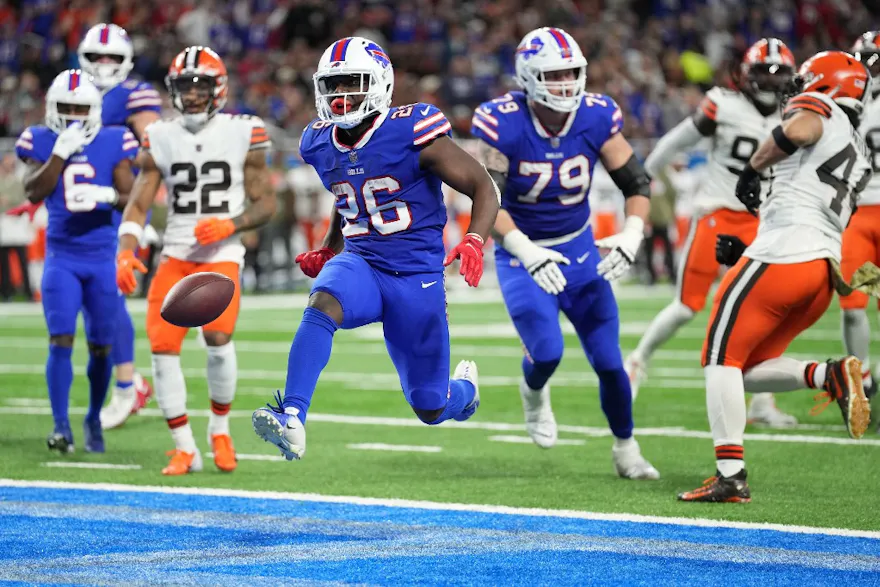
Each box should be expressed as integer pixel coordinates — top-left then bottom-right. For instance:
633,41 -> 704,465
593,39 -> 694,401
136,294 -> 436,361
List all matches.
0,484 -> 878,585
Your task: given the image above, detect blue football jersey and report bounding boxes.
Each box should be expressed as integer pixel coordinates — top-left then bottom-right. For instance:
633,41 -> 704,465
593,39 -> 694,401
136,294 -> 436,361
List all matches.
14,126 -> 140,259
299,103 -> 452,274
102,78 -> 160,226
102,78 -> 162,127
471,91 -> 623,241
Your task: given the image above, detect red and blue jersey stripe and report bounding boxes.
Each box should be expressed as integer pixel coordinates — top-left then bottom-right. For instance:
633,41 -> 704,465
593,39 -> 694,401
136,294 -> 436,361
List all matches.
331,37 -> 353,62
547,28 -> 572,59
68,71 -> 81,91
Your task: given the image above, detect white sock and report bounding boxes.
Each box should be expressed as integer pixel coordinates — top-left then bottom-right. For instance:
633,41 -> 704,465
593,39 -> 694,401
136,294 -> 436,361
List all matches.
152,354 -> 195,452
206,342 -> 237,436
633,300 -> 695,361
613,436 -> 636,450
705,365 -> 746,477
743,357 -> 810,393
842,309 -> 870,363
170,423 -> 197,454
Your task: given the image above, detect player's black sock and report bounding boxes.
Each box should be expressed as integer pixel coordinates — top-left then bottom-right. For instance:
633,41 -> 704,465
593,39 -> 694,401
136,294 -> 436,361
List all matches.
86,352 -> 112,421
282,307 -> 338,423
598,368 -> 634,438
46,345 -> 74,428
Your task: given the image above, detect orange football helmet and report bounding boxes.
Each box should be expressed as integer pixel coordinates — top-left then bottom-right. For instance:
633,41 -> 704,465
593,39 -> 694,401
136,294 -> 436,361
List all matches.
852,31 -> 880,95
739,38 -> 796,109
165,46 -> 228,129
796,50 -> 871,121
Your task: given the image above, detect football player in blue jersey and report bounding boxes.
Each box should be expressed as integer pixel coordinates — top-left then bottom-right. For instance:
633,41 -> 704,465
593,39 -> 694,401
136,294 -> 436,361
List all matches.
77,23 -> 162,429
471,27 -> 659,479
252,37 -> 500,460
15,70 -> 138,453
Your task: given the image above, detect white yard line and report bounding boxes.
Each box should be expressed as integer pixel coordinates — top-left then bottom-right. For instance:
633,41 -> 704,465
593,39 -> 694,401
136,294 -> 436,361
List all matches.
346,443 -> 443,453
0,478 -> 877,539
0,404 -> 873,447
40,462 -> 142,470
489,435 -> 586,446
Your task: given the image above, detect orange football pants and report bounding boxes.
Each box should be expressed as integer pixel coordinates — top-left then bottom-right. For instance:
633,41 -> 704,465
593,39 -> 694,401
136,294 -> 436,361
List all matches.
839,205 -> 880,310
147,257 -> 241,354
701,257 -> 833,370
677,209 -> 759,312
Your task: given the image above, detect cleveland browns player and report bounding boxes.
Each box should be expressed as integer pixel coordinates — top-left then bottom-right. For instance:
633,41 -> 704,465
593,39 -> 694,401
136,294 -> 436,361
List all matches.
116,46 -> 277,475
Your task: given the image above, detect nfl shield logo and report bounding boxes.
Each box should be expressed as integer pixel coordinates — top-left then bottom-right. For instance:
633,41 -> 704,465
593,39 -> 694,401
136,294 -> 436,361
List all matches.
196,145 -> 202,152
550,137 -> 560,148
349,151 -> 358,163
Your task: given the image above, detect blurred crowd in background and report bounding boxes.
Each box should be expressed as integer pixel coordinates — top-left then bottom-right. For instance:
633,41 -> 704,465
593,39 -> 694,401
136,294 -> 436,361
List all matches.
0,0 -> 878,298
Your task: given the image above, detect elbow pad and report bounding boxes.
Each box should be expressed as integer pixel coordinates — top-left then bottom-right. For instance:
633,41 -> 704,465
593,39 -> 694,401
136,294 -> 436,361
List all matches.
609,155 -> 651,198
772,125 -> 799,155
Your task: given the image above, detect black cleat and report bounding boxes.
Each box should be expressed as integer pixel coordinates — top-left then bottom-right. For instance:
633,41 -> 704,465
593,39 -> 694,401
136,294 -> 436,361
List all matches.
811,357 -> 871,439
677,469 -> 751,503
47,422 -> 74,454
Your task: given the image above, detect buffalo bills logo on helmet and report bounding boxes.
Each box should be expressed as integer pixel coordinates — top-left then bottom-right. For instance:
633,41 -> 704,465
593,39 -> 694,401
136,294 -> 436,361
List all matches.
365,42 -> 391,68
516,36 -> 544,60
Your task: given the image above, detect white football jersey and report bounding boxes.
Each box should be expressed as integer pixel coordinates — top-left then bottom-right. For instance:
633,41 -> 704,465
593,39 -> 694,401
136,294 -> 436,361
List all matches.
287,164 -> 335,221
858,96 -> 880,205
746,92 -> 873,264
145,114 -> 271,264
694,87 -> 780,216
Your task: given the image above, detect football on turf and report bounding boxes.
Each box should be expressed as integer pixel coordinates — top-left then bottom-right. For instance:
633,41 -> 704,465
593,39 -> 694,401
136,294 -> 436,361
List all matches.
160,272 -> 235,328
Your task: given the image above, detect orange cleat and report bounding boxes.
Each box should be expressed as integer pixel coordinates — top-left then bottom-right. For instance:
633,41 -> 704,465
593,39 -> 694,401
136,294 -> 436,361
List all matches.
210,434 -> 237,472
162,449 -> 203,476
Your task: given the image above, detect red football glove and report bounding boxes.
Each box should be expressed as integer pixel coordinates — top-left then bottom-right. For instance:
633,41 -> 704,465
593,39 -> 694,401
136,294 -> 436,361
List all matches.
5,202 -> 41,221
194,217 -> 236,245
443,233 -> 484,287
295,247 -> 335,278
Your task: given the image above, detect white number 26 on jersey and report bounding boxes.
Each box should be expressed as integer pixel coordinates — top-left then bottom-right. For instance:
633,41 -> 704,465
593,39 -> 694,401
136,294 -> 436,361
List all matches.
331,176 -> 412,237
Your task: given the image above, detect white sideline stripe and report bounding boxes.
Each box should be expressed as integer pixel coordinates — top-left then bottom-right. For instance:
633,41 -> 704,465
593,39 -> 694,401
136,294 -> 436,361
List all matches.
489,435 -> 586,446
1,478 -> 877,540
204,451 -> 284,462
0,405 -> 874,447
346,443 -> 442,453
40,462 -> 142,470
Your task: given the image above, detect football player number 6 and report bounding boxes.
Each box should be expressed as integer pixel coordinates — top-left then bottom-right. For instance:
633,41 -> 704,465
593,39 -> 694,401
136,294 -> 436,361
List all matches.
332,176 -> 412,236
63,163 -> 101,212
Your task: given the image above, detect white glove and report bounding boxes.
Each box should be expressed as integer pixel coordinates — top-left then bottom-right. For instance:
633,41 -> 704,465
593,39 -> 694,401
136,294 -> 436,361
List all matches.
596,216 -> 645,282
502,229 -> 570,295
51,123 -> 89,160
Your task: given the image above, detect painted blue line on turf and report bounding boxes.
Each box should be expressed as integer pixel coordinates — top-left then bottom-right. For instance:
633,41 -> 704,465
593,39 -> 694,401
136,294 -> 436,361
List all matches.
0,486 -> 877,586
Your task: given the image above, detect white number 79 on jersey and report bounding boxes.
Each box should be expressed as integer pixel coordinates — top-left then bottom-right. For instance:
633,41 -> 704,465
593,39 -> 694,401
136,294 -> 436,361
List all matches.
518,154 -> 591,205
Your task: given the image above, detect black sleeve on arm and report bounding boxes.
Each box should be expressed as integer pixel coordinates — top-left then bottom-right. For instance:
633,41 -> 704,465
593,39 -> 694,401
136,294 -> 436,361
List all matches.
609,154 -> 652,198
692,110 -> 717,136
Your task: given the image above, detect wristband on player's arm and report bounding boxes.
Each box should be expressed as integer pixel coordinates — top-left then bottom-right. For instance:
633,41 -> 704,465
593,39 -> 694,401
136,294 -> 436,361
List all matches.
500,229 -> 536,258
118,221 -> 144,244
772,125 -> 799,155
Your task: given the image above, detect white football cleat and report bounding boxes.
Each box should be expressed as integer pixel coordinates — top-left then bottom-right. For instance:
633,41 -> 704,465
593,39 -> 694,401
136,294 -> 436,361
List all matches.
747,393 -> 798,428
252,397 -> 306,461
612,438 -> 660,480
100,387 -> 137,430
624,354 -> 647,402
520,378 -> 557,449
452,360 -> 480,421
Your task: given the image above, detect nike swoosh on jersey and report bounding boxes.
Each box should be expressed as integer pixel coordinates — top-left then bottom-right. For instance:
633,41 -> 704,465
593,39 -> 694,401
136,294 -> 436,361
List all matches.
421,280 -> 437,288
421,106 -> 431,115
576,252 -> 590,263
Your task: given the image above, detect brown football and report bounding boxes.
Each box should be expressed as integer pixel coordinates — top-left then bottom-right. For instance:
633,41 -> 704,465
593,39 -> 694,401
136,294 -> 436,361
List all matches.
160,272 -> 236,328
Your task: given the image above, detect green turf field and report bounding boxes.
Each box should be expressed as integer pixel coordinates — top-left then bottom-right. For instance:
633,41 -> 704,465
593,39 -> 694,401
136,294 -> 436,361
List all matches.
0,283 -> 877,531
